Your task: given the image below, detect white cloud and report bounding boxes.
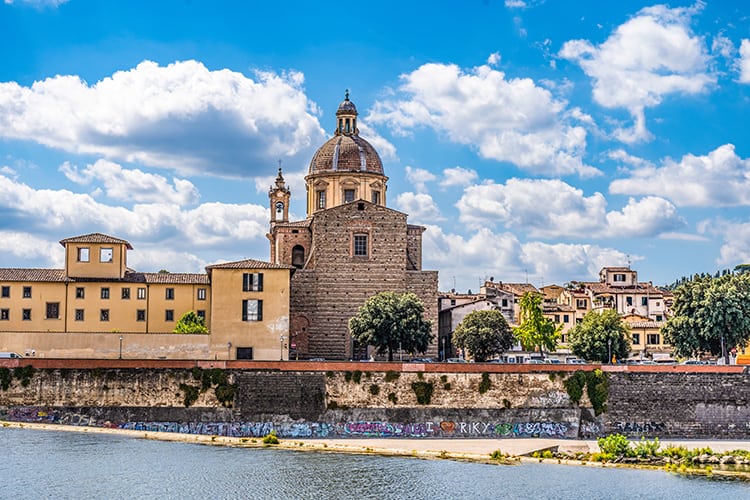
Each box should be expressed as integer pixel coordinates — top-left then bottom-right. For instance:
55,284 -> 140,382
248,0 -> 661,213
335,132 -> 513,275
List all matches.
0,231 -> 64,267
609,144 -> 750,207
405,166 -> 437,193
394,192 -> 442,222
439,166 -> 478,188
357,122 -> 397,161
456,178 -> 683,238
0,60 -> 326,177
559,3 -> 714,143
369,61 -> 598,177
487,52 -> 501,66
422,224 -> 631,291
739,39 -> 750,83
60,159 -> 200,205
0,174 -> 269,259
705,218 -> 750,269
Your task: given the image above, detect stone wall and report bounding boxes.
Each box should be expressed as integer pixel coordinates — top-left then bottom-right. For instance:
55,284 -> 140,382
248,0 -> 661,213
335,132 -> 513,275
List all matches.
4,367 -> 750,439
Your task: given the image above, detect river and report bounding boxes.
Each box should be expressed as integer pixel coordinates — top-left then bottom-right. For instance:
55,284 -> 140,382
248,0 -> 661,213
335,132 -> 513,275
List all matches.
2,427 -> 749,499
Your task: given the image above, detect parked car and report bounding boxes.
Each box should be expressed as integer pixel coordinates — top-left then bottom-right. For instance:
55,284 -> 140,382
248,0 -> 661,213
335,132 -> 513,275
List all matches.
446,358 -> 468,363
566,358 -> 585,364
544,359 -> 562,364
0,352 -> 23,358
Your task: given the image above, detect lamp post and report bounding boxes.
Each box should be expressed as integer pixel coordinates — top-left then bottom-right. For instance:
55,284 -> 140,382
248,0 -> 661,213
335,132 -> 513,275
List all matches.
280,335 -> 286,361
227,342 -> 232,360
607,337 -> 611,365
118,336 -> 123,360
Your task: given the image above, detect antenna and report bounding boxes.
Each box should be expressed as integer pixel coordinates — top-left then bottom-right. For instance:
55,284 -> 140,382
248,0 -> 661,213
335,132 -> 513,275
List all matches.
627,254 -> 631,268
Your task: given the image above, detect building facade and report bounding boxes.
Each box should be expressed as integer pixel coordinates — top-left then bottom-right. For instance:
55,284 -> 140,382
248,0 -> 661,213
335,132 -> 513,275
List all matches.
267,93 -> 439,360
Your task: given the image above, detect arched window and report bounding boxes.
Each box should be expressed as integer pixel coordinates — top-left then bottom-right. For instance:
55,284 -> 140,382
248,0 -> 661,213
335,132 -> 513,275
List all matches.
292,245 -> 305,268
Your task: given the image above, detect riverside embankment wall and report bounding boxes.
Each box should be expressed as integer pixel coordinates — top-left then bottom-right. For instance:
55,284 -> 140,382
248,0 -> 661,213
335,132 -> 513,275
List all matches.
1,360 -> 748,439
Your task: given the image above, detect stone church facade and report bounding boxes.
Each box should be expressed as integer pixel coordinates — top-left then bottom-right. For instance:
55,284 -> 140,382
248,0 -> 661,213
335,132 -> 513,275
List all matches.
267,93 -> 439,360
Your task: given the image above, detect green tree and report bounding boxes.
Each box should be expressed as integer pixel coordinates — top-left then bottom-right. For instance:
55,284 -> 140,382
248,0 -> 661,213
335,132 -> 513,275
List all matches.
452,310 -> 515,362
173,311 -> 208,334
662,273 -> 750,363
349,291 -> 433,361
568,309 -> 631,363
513,292 -> 561,357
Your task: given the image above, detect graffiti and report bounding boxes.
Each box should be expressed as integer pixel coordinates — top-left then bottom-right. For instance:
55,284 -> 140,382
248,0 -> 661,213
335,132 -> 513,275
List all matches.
579,421 -> 603,438
612,421 -> 665,435
4,407 -> 576,439
528,391 -> 569,407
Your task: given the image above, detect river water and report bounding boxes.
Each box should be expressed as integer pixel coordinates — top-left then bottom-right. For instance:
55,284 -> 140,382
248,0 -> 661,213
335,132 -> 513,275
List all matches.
2,427 -> 749,500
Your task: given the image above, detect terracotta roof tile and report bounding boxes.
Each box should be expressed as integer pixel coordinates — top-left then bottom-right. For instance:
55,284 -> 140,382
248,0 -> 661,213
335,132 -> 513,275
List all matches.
59,233 -> 133,249
0,268 -> 68,282
205,259 -> 294,271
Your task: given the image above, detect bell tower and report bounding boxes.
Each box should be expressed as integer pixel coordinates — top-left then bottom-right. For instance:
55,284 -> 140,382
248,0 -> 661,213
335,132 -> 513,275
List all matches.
269,165 -> 290,225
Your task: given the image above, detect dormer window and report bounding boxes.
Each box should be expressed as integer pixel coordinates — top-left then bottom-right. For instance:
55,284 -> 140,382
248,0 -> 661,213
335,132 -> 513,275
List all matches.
100,247 -> 113,263
77,247 -> 90,262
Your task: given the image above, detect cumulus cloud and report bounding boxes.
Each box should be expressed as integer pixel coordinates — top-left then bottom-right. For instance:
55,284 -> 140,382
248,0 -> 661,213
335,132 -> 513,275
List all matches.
60,159 -> 200,205
0,231 -> 64,267
369,61 -> 598,177
439,166 -> 478,188
739,39 -> 750,83
405,166 -> 437,193
0,174 -> 269,267
0,60 -> 326,177
700,218 -> 750,269
393,192 -> 442,222
421,224 -> 631,291
559,3 -> 714,143
456,178 -> 684,238
357,122 -> 397,161
609,144 -> 750,207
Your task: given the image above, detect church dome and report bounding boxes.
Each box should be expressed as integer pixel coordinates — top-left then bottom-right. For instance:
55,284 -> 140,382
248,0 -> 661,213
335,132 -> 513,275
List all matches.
308,91 -> 384,175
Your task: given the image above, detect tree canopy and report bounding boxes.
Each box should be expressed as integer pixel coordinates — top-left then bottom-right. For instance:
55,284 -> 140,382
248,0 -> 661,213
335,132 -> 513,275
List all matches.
348,291 -> 433,361
513,292 -> 561,356
173,311 -> 208,334
662,273 -> 750,362
568,309 -> 631,363
452,310 -> 515,362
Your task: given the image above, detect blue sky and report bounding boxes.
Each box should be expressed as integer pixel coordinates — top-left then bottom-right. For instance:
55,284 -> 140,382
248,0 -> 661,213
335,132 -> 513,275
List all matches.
2,0 -> 750,293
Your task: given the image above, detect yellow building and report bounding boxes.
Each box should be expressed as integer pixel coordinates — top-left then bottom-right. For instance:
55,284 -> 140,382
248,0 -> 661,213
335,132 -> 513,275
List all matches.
0,233 -> 293,360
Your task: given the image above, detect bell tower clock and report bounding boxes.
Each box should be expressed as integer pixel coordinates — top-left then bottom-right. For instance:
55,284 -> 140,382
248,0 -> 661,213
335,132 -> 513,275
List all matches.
269,165 -> 290,225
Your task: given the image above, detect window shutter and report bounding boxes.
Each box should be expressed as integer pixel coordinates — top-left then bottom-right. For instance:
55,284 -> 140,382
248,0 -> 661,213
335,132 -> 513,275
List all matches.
258,300 -> 263,321
242,273 -> 250,292
242,300 -> 247,321
257,273 -> 264,292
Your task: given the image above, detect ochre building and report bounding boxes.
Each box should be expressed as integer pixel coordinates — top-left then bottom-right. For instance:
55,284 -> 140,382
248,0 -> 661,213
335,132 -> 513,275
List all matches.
267,93 -> 439,360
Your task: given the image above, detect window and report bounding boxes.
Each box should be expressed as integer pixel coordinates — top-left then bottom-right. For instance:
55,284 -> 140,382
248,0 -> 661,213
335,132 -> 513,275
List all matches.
646,333 -> 660,345
121,288 -> 130,300
100,247 -> 113,262
614,274 -> 626,282
101,287 -> 110,299
100,309 -> 109,322
576,299 -> 587,309
353,234 -> 368,257
242,299 -> 263,321
0,309 -> 8,320
77,247 -> 90,262
46,302 -> 60,319
1,286 -> 9,298
576,318 -> 583,324
236,347 -> 253,360
371,191 -> 380,205
501,299 -> 508,308
23,286 -> 31,298
75,309 -> 84,321
563,314 -> 570,323
165,310 -> 174,322
22,309 -> 31,320
137,287 -> 146,300
626,296 -> 633,306
197,288 -> 206,301
197,310 -> 205,320
165,288 -> 174,300
242,273 -> 264,292
292,245 -> 305,268
632,333 -> 641,345
656,315 -> 663,322
136,309 -> 146,322
450,299 -> 456,306
344,189 -> 355,203
641,297 -> 648,306
554,314 -> 560,323
75,287 -> 85,299
317,190 -> 326,209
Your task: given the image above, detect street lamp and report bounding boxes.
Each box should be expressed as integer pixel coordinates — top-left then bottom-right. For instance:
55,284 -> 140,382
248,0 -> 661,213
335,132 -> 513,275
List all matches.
607,337 -> 611,365
227,342 -> 232,360
118,336 -> 123,360
280,335 -> 286,361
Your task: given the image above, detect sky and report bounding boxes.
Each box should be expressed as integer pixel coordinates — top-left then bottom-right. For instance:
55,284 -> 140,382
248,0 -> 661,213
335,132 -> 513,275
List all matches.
1,0 -> 750,293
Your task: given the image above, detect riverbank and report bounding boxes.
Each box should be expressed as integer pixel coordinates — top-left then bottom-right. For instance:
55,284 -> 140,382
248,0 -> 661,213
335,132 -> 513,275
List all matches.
5,420 -> 750,478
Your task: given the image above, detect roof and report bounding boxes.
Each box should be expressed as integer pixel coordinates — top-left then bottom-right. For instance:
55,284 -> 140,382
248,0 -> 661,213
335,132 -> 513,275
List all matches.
308,134 -> 384,175
139,272 -> 210,285
59,233 -> 133,249
585,282 -> 664,296
0,268 -> 68,282
206,259 -> 294,271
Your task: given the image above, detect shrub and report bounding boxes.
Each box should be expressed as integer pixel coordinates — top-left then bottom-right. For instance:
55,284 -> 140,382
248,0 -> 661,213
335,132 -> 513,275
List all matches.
502,398 -> 512,409
478,372 -> 492,394
325,371 -> 335,378
443,383 -> 451,390
262,430 -> 279,445
387,392 -> 398,404
344,371 -> 353,382
351,370 -> 362,384
660,445 -> 689,459
489,449 -> 506,460
634,437 -> 660,458
14,365 -> 36,387
328,400 -> 339,410
411,381 -> 433,405
440,375 -> 448,383
214,383 -> 236,407
0,367 -> 11,391
563,370 -> 587,404
369,384 -> 380,395
586,369 -> 609,415
191,367 -> 203,381
384,371 -> 400,382
179,383 -> 200,407
597,433 -> 632,457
